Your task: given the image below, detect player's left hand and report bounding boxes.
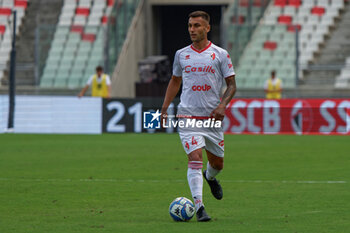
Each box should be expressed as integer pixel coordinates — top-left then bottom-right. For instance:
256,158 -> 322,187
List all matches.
210,105 -> 226,121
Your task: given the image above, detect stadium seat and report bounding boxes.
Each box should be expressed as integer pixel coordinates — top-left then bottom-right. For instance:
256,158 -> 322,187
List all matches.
263,41 -> 278,50
335,57 -> 350,88
14,0 -> 28,8
76,8 -> 90,16
311,7 -> 326,16
278,15 -> 293,24
231,0 -> 348,88
288,0 -> 301,8
274,0 -> 287,7
67,75 -> 82,88
40,0 -> 140,88
0,0 -> 29,82
0,8 -> 12,16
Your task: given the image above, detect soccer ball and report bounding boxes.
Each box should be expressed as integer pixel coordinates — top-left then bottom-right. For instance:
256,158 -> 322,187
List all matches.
169,197 -> 195,221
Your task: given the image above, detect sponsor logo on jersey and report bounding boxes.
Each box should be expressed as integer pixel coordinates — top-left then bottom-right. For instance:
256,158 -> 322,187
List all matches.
184,65 -> 215,74
211,53 -> 216,60
185,55 -> 190,60
192,84 -> 212,91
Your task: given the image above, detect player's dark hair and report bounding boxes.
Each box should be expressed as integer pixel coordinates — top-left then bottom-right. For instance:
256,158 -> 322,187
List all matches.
271,70 -> 276,76
96,66 -> 103,72
189,11 -> 210,23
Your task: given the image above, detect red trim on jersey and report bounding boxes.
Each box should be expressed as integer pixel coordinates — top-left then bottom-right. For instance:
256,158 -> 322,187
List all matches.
190,41 -> 212,53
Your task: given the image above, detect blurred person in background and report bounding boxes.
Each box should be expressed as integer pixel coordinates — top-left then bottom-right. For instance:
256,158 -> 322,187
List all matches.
78,66 -> 111,98
264,70 -> 282,99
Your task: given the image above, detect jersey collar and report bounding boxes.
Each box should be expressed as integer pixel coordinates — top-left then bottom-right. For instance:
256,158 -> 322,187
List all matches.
190,41 -> 212,53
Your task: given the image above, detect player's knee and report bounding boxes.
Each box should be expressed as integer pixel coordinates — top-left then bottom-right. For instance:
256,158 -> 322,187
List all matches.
188,149 -> 202,162
188,154 -> 202,162
212,161 -> 223,170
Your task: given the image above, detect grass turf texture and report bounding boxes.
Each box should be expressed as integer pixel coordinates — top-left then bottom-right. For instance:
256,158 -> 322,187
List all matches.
0,134 -> 349,233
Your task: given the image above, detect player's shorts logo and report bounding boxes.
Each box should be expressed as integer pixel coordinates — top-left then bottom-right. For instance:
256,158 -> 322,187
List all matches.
143,110 -> 161,129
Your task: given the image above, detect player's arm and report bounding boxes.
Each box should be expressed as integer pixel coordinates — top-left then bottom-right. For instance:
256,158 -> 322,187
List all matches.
210,75 -> 236,121
161,75 -> 182,121
78,85 -> 89,98
106,76 -> 112,98
106,85 -> 111,98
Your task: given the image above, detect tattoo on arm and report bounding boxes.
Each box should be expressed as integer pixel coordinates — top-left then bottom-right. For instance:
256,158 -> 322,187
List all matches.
221,76 -> 236,107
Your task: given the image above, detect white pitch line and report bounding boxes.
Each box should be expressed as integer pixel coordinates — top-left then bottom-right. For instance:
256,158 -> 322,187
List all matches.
0,178 -> 347,184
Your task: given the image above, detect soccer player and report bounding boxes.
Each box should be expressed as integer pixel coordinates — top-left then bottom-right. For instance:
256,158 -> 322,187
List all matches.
78,66 -> 111,98
161,11 -> 236,221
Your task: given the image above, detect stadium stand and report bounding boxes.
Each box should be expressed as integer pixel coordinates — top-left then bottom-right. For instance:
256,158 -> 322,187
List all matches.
40,0 -> 112,88
0,0 -> 28,84
228,0 -> 348,89
40,0 -> 139,89
301,0 -> 350,87
335,56 -> 350,88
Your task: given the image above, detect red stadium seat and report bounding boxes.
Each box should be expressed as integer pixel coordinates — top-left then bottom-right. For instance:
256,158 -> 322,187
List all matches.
263,41 -> 278,50
252,0 -> 262,6
287,24 -> 302,32
231,15 -> 245,24
311,7 -> 326,16
288,0 -> 301,7
101,16 -> 108,24
0,25 -> 6,35
278,15 -> 293,24
107,0 -> 115,7
70,25 -> 84,34
76,8 -> 90,16
274,0 -> 287,7
15,0 -> 28,8
0,8 -> 12,16
82,33 -> 96,42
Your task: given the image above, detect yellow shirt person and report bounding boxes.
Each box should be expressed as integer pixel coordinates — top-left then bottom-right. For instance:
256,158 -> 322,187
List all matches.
78,66 -> 111,98
264,71 -> 282,99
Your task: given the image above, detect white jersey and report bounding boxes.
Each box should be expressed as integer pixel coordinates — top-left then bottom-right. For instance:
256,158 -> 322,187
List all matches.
173,42 -> 235,117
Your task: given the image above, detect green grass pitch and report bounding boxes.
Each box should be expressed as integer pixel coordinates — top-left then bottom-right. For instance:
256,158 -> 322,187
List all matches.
0,134 -> 349,233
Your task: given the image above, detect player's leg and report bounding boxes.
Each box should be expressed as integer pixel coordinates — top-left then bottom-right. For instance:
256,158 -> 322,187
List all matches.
206,149 -> 224,178
180,133 -> 205,210
180,133 -> 211,221
187,149 -> 211,222
203,133 -> 224,200
187,148 -> 204,211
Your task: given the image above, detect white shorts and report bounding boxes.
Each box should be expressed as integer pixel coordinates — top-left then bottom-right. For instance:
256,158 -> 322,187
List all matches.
179,130 -> 224,157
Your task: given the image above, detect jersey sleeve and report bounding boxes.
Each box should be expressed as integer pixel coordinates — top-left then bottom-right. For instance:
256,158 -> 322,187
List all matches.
278,78 -> 283,89
105,75 -> 111,85
220,50 -> 235,79
264,79 -> 269,90
86,75 -> 94,86
172,50 -> 182,77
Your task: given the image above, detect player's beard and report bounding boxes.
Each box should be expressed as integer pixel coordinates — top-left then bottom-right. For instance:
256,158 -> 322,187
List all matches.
190,31 -> 206,43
